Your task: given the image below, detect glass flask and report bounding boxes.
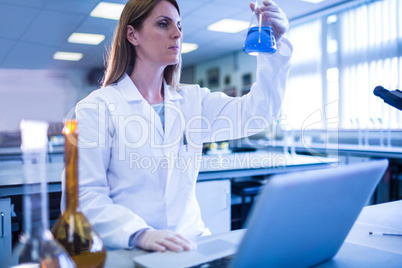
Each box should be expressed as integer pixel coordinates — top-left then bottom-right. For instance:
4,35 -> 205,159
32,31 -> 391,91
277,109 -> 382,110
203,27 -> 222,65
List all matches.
51,120 -> 106,268
243,0 -> 277,55
7,120 -> 76,268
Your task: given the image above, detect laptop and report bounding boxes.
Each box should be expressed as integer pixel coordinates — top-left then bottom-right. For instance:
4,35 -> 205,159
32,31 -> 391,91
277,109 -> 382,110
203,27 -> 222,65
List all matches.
134,159 -> 388,268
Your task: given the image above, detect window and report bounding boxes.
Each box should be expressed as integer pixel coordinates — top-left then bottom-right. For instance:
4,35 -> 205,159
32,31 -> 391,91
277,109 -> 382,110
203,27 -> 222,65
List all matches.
282,19 -> 323,130
284,0 -> 402,131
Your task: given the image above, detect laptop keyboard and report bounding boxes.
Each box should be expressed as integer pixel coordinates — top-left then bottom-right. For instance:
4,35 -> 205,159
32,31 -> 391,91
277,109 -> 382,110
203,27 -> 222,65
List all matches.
188,255 -> 234,268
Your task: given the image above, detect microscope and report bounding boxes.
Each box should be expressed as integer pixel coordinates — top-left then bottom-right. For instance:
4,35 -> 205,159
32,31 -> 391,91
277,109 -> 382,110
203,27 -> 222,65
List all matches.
373,86 -> 402,111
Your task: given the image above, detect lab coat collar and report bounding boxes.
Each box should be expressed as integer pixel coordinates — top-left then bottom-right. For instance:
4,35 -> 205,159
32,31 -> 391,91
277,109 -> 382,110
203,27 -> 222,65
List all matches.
115,73 -> 143,102
116,73 -> 183,144
163,80 -> 183,102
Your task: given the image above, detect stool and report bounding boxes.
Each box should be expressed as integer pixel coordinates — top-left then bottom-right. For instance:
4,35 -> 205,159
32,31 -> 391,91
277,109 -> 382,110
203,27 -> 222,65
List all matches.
232,180 -> 264,227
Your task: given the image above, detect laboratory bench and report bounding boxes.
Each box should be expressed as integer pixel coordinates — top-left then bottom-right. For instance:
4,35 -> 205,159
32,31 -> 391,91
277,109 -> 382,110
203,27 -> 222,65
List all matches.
0,148 -> 337,194
0,147 -> 338,260
3,138 -> 401,263
233,137 -> 402,202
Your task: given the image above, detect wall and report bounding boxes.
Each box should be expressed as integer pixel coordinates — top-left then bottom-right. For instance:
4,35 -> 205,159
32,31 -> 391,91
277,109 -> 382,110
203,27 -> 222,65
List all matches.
181,65 -> 194,85
0,69 -> 96,132
193,50 -> 257,96
0,50 -> 257,133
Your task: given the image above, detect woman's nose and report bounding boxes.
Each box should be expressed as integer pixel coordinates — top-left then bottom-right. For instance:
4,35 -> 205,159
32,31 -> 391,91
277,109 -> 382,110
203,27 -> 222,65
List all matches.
172,24 -> 182,39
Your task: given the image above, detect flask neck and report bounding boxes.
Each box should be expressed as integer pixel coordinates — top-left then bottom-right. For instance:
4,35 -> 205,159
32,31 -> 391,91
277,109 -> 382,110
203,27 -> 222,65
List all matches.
64,132 -> 79,212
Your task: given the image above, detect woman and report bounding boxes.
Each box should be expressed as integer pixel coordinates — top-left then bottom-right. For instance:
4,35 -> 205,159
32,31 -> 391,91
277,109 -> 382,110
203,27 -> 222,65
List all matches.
74,0 -> 292,252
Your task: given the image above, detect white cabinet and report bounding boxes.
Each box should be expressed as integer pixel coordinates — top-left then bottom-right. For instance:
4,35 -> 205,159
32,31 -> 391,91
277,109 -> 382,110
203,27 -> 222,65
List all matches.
196,179 -> 231,234
0,198 -> 12,266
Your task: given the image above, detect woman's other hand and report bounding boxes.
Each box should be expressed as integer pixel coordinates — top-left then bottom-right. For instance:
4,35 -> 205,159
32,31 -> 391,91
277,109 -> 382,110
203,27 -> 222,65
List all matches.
136,229 -> 197,252
250,0 -> 289,41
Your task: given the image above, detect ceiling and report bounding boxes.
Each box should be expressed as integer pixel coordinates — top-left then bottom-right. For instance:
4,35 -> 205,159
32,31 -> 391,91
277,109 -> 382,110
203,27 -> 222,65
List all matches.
0,0 -> 353,70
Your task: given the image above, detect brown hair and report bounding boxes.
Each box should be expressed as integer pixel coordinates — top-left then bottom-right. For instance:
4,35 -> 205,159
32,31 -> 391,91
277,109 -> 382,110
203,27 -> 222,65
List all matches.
102,0 -> 182,89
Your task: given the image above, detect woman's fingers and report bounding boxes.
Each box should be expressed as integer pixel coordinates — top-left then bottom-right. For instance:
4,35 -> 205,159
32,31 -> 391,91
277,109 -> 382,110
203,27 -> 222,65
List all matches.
137,229 -> 196,252
259,0 -> 289,40
168,233 -> 197,250
156,233 -> 195,252
158,237 -> 184,252
151,242 -> 167,252
249,2 -> 256,12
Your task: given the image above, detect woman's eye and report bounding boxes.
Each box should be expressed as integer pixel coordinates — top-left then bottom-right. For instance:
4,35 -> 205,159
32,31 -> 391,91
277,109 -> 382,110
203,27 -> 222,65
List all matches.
159,21 -> 168,28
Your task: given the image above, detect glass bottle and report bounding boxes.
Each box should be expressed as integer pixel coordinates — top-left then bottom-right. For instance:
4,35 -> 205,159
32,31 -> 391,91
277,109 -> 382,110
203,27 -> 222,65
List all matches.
243,0 -> 277,55
7,120 -> 76,268
51,120 -> 106,268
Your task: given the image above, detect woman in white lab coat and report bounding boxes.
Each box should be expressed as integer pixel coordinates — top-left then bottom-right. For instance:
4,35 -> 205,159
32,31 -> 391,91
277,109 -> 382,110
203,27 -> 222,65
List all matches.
74,0 -> 292,252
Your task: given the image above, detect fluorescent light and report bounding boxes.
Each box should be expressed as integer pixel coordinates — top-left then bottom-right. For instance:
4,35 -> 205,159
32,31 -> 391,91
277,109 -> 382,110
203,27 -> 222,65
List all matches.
301,0 -> 324,3
53,52 -> 83,61
181,43 -> 198,54
207,19 -> 249,33
68,33 -> 105,45
90,2 -> 125,20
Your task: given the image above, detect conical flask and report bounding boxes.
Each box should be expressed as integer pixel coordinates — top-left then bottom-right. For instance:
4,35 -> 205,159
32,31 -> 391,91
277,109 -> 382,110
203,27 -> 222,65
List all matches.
243,0 -> 277,55
51,120 -> 106,268
6,120 -> 76,268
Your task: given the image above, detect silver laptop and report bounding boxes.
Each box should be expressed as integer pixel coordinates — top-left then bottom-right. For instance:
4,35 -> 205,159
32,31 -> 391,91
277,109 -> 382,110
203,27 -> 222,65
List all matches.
134,159 -> 388,268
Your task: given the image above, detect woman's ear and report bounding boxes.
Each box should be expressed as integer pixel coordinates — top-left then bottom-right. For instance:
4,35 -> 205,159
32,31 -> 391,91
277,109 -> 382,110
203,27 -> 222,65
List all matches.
126,25 -> 139,46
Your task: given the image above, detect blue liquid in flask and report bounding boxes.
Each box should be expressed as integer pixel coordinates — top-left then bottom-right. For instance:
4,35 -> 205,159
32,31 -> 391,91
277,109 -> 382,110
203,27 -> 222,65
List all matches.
243,26 -> 276,55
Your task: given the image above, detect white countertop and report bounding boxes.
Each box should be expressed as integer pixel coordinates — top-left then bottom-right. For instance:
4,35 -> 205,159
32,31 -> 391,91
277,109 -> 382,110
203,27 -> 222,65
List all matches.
199,150 -> 337,172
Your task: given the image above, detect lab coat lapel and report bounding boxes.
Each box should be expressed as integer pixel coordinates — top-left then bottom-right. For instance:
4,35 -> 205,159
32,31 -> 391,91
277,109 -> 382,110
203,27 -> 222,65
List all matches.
163,81 -> 184,145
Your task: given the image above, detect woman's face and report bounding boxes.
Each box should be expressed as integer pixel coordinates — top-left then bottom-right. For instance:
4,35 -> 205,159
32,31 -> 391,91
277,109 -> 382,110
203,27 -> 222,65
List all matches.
128,0 -> 182,67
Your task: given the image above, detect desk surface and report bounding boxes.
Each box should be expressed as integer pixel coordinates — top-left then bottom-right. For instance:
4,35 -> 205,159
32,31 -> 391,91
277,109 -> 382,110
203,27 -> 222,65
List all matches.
104,200 -> 402,268
198,151 -> 337,180
318,200 -> 402,267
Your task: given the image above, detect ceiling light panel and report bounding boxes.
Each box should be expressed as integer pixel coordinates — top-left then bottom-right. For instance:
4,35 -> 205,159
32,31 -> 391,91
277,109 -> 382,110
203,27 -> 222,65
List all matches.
300,0 -> 325,3
207,19 -> 249,33
68,33 -> 105,45
181,43 -> 198,54
53,52 -> 83,61
90,2 -> 125,20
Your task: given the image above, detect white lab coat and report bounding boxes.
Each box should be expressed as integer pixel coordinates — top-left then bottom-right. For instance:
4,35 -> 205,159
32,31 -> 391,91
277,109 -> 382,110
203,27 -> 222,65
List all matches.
74,38 -> 292,249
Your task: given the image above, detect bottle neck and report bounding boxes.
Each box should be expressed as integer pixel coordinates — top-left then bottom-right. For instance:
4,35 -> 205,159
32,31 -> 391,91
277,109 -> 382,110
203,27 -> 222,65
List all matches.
22,150 -> 48,236
64,133 -> 79,212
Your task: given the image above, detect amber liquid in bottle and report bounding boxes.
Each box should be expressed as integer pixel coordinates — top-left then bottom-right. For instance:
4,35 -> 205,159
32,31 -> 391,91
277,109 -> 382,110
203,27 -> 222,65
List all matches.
51,120 -> 106,268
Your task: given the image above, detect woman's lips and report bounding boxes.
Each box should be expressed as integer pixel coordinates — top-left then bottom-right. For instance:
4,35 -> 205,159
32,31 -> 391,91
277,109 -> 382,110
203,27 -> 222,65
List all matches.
169,45 -> 180,50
